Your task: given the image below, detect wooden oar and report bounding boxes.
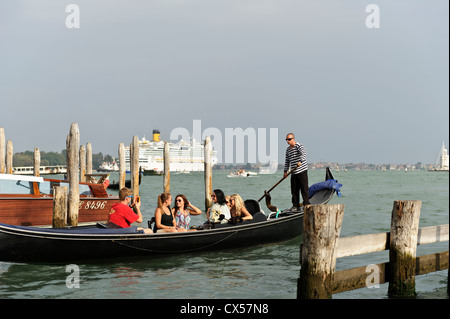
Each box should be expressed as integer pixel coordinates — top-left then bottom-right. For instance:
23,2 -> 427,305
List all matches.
257,162 -> 300,202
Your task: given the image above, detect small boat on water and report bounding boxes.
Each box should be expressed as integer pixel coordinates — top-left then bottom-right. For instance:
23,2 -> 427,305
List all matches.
142,169 -> 163,176
227,170 -> 258,178
0,173 -> 117,226
0,168 -> 342,263
108,167 -> 143,190
97,161 -> 119,172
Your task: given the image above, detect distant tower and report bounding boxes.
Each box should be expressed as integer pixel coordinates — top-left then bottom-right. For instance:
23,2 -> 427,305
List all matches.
439,141 -> 449,170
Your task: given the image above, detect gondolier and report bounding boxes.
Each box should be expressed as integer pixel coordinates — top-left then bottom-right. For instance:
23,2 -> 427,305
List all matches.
284,133 -> 310,210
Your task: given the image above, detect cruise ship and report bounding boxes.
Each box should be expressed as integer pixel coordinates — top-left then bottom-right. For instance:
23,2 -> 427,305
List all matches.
125,130 -> 218,172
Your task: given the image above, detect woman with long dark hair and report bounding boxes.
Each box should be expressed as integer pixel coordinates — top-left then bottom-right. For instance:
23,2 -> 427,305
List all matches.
172,194 -> 202,230
206,189 -> 231,223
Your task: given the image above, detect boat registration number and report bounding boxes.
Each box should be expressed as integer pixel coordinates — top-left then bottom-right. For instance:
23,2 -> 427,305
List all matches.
79,200 -> 107,210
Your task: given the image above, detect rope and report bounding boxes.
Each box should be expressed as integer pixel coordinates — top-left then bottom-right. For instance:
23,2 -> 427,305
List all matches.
112,231 -> 238,254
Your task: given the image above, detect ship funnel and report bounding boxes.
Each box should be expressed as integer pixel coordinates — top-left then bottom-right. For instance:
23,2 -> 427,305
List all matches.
153,129 -> 160,142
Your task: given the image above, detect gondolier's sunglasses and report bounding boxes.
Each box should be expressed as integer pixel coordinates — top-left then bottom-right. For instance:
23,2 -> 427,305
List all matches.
286,138 -> 293,141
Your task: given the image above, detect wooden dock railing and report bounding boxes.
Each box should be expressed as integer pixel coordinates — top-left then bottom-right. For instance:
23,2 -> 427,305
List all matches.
297,200 -> 449,298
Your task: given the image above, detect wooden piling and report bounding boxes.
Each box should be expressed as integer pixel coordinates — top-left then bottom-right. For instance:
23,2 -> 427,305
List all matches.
6,140 -> 13,174
298,204 -> 345,299
66,123 -> 80,227
388,200 -> 422,297
118,143 -> 126,190
204,136 -> 212,212
33,148 -> 40,177
131,135 -> 139,196
52,186 -> 68,228
86,142 -> 92,179
163,141 -> 170,193
129,142 -> 134,188
0,127 -> 5,174
79,145 -> 86,182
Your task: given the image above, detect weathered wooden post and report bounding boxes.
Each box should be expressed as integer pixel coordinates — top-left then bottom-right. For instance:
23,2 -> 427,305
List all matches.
118,142 -> 126,190
33,147 -> 40,177
0,127 -> 5,174
129,142 -> 134,188
79,145 -> 86,182
163,141 -> 170,193
204,136 -> 212,212
52,186 -> 68,228
131,135 -> 139,196
388,200 -> 422,297
86,142 -> 92,181
6,140 -> 13,174
66,123 -> 80,227
298,204 -> 345,299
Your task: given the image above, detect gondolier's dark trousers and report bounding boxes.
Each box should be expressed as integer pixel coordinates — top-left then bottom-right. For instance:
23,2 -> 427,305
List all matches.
291,170 -> 310,206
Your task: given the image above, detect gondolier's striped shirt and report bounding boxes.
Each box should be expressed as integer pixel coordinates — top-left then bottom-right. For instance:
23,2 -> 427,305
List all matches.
284,142 -> 308,174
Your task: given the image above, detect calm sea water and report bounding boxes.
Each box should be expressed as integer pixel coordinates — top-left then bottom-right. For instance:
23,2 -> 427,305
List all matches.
0,169 -> 448,300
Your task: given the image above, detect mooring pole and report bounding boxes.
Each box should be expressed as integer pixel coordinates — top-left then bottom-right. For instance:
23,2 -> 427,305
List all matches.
118,142 -> 126,190
66,123 -> 80,227
0,127 -> 5,174
79,145 -> 86,182
131,135 -> 139,197
86,142 -> 92,182
33,148 -> 40,177
298,204 -> 345,299
204,136 -> 212,213
388,200 -> 422,297
163,141 -> 170,193
6,140 -> 13,174
52,186 -> 68,228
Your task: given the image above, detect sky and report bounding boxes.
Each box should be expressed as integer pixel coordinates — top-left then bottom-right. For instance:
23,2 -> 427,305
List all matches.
1,0 -> 448,165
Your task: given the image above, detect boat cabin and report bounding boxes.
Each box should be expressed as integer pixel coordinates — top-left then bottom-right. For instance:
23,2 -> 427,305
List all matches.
0,173 -> 116,226
0,174 -> 108,198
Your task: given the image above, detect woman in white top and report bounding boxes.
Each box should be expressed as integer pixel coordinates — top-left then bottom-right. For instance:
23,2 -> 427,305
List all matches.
206,189 -> 231,223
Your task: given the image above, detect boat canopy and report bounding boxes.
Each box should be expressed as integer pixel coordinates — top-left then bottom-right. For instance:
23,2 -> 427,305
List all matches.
308,179 -> 342,198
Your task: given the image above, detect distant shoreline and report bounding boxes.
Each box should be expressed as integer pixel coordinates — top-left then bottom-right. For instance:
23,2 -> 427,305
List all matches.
214,162 -> 440,172
10,150 -> 441,172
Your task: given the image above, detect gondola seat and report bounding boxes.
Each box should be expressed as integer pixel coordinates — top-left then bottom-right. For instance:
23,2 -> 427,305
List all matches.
244,199 -> 262,216
250,212 -> 267,222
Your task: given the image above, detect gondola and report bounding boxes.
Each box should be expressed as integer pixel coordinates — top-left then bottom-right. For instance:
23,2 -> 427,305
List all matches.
0,208 -> 300,263
0,168 -> 342,263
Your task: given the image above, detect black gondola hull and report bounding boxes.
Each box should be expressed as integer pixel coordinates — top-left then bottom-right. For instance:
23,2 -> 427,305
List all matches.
0,212 -> 302,263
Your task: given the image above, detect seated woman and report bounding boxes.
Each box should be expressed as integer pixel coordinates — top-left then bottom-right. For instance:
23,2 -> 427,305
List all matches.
225,195 -> 232,209
172,194 -> 202,230
206,189 -> 231,224
229,194 -> 253,223
154,192 -> 186,233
